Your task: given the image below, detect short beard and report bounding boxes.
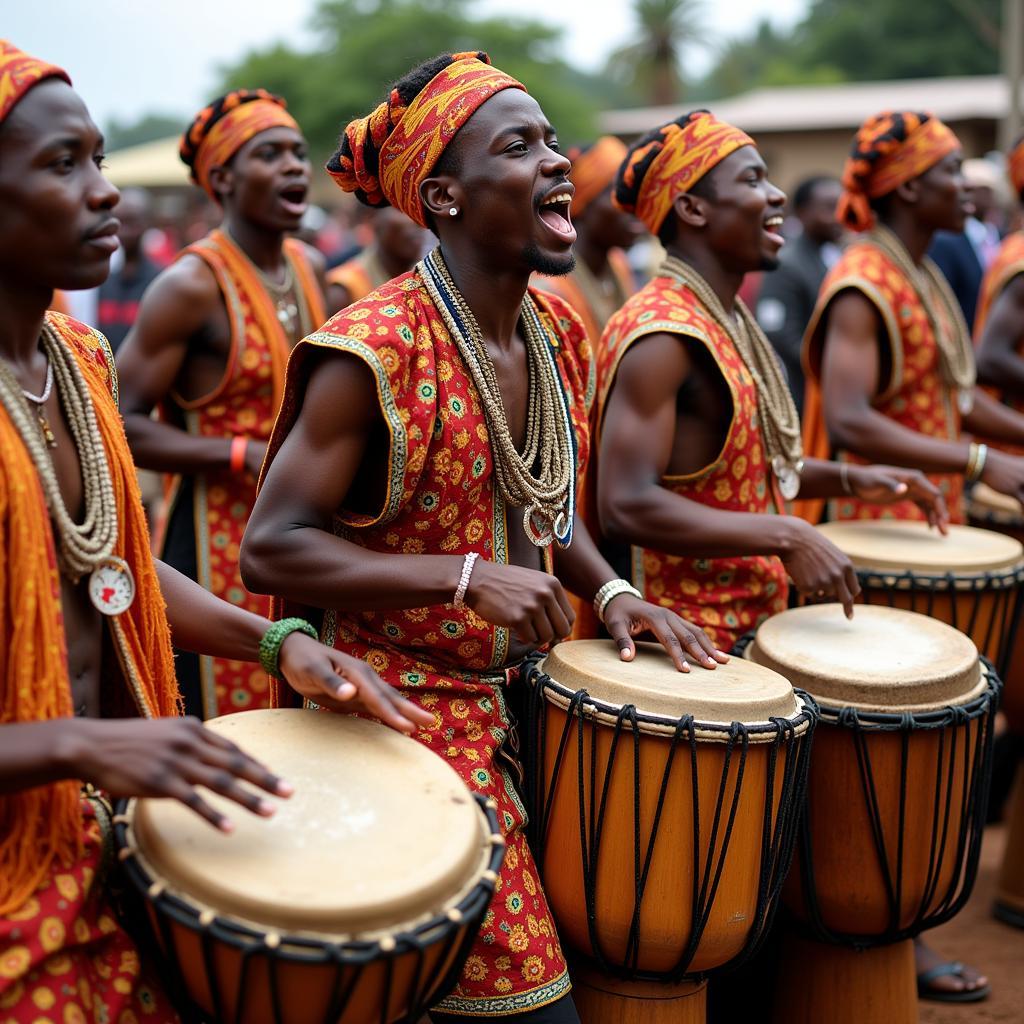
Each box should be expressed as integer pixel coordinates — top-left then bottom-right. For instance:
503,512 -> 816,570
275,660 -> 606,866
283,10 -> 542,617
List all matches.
523,241 -> 575,277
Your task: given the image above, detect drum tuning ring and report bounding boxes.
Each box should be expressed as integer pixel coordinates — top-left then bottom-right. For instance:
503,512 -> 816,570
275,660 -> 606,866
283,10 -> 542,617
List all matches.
198,910 -> 215,927
112,814 -> 131,825
489,833 -> 505,846
265,932 -> 281,950
482,870 -> 499,883
147,881 -> 166,899
485,798 -> 498,810
447,908 -> 463,923
379,935 -> 397,953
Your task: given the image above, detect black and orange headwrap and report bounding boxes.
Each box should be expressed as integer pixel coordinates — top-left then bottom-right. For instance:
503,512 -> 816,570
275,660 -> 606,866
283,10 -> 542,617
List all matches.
613,110 -> 755,235
327,52 -> 525,228
180,89 -> 300,200
1009,134 -> 1024,199
567,136 -> 628,218
0,39 -> 70,125
838,111 -> 960,232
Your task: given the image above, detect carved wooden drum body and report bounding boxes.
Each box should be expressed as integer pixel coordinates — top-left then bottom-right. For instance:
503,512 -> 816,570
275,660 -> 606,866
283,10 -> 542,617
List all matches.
114,709 -> 504,1024
525,640 -> 816,1023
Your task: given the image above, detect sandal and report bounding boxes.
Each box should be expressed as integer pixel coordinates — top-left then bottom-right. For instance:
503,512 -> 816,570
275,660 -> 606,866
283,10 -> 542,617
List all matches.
917,960 -> 991,1003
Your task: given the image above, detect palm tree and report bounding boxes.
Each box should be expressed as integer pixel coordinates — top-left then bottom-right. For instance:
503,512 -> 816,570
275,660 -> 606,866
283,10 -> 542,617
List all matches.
608,0 -> 711,106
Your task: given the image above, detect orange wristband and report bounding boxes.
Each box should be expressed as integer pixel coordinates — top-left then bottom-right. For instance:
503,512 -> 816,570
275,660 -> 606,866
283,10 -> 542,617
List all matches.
230,436 -> 249,475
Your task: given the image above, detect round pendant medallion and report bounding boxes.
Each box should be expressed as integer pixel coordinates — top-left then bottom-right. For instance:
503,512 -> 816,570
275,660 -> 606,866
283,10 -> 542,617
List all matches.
523,506 -> 555,548
88,556 -> 136,616
772,455 -> 802,502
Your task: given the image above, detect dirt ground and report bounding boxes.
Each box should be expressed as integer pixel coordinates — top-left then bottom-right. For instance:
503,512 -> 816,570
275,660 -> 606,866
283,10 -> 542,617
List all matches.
921,823 -> 1024,1024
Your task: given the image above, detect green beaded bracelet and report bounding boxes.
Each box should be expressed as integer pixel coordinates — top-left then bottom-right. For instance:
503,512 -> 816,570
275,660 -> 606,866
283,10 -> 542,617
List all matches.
259,617 -> 319,679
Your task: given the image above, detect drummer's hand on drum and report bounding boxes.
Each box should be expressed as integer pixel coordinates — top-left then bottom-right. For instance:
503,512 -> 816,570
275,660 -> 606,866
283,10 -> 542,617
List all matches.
848,465 -> 950,535
781,521 -> 861,618
603,594 -> 728,672
465,561 -> 576,646
277,633 -> 433,733
981,449 -> 1024,507
71,718 -> 293,832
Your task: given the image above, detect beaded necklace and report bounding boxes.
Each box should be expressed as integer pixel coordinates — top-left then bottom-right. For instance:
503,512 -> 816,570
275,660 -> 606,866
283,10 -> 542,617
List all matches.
868,224 -> 976,414
419,247 -> 576,547
660,254 -> 805,500
0,323 -> 135,613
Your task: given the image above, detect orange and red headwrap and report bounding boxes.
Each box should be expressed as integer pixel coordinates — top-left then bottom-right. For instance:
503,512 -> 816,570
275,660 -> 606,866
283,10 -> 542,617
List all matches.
838,111 -> 960,232
180,89 -> 300,200
613,111 -> 755,235
567,136 -> 628,218
1009,135 -> 1024,198
327,53 -> 525,228
0,40 -> 70,125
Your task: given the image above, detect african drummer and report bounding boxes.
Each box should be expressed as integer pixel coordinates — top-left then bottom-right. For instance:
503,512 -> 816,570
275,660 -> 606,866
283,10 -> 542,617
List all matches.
242,52 -> 726,1022
0,40 -> 431,1024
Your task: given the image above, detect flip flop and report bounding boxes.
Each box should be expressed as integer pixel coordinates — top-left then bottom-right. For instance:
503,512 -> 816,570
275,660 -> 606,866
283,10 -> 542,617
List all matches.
917,961 -> 991,1003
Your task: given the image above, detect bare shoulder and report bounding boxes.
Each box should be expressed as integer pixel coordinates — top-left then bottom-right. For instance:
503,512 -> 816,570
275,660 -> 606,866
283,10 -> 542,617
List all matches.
300,346 -> 381,434
144,253 -> 222,312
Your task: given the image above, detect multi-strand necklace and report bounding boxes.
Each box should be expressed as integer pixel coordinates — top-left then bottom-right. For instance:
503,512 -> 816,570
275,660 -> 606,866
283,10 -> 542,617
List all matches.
419,247 -> 576,547
868,224 -> 976,414
661,254 -> 805,500
0,323 -> 135,614
253,258 -> 301,338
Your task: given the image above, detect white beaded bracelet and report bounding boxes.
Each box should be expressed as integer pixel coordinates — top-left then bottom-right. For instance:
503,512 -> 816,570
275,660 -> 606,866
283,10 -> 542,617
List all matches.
454,552 -> 479,607
593,578 -> 642,623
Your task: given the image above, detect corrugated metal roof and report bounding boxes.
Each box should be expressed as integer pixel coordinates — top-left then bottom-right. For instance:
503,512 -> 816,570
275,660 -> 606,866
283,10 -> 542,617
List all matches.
600,75 -> 1023,135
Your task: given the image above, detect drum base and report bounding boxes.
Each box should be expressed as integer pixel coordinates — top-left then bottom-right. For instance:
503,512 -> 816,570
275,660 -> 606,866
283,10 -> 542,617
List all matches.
772,932 -> 917,1024
570,964 -> 707,1024
996,765 -> 1024,929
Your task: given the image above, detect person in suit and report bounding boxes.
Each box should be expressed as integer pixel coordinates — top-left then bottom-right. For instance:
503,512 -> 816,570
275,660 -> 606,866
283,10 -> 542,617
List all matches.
755,175 -> 842,416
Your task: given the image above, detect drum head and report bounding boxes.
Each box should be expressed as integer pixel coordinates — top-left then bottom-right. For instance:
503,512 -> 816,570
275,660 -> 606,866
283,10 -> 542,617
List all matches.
748,604 -> 983,710
969,482 -> 1024,524
540,639 -> 801,729
816,520 -> 1024,575
131,709 -> 488,936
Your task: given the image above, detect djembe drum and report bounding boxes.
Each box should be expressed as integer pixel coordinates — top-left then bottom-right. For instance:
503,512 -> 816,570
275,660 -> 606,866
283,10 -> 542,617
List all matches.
967,482 -> 1024,929
114,709 -> 504,1024
816,519 -> 1024,676
744,604 -> 999,1024
524,640 -> 816,1023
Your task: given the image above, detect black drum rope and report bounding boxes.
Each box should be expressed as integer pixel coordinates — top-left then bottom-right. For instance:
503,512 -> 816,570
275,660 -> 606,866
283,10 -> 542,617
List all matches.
522,656 -> 817,984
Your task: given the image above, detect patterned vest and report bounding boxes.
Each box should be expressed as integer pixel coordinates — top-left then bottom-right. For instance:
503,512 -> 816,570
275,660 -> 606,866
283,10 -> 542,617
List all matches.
161,229 -> 325,717
596,275 -> 789,651
804,241 -> 965,522
266,269 -> 593,674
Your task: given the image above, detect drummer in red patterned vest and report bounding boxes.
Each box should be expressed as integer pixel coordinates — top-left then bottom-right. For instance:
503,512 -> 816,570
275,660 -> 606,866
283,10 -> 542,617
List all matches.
800,110 -> 1021,1001
802,112 -> 1024,531
325,206 -> 427,314
593,110 -> 945,654
242,52 -> 725,1022
975,136 -> 1024,422
116,91 -> 327,720
0,40 -> 429,1024
537,136 -> 642,346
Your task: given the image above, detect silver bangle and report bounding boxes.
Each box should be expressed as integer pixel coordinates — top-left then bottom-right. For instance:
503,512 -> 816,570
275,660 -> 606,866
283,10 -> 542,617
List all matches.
454,552 -> 479,607
593,578 -> 642,623
840,461 -> 853,496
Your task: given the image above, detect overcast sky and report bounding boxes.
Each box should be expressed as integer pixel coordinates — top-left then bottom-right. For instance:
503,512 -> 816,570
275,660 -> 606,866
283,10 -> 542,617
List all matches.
5,0 -> 808,130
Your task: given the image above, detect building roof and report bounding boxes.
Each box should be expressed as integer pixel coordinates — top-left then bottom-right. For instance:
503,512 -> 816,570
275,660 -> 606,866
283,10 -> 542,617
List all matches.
103,135 -> 190,189
600,75 -> 1023,136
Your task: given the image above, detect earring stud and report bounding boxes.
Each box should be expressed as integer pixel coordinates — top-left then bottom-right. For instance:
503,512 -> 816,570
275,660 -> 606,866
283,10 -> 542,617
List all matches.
448,207 -> 459,217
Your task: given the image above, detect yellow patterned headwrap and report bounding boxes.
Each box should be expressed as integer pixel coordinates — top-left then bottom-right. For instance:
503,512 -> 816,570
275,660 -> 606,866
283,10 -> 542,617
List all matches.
327,53 -> 525,228
0,40 -> 70,125
613,111 -> 755,234
180,89 -> 300,200
1009,135 -> 1024,198
568,136 -> 628,218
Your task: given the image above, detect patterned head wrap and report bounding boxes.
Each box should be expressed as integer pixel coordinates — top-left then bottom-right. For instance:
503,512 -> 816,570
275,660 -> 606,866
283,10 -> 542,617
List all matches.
0,40 -> 70,125
567,136 -> 628,218
1009,135 -> 1024,198
613,111 -> 755,235
327,52 -> 525,228
838,111 -> 960,232
180,89 -> 300,200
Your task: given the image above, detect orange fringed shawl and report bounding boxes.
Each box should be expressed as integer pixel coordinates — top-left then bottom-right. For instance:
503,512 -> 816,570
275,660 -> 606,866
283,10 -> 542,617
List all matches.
0,311 -> 180,916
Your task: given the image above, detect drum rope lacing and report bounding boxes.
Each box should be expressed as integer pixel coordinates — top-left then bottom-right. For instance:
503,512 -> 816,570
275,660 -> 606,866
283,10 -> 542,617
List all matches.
523,659 -> 818,982
734,634 -> 1000,948
112,794 -> 505,1024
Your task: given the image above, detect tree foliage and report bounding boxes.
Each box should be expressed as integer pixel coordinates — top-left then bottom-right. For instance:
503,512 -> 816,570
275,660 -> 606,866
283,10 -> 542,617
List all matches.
218,0 -> 623,165
106,113 -> 187,151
